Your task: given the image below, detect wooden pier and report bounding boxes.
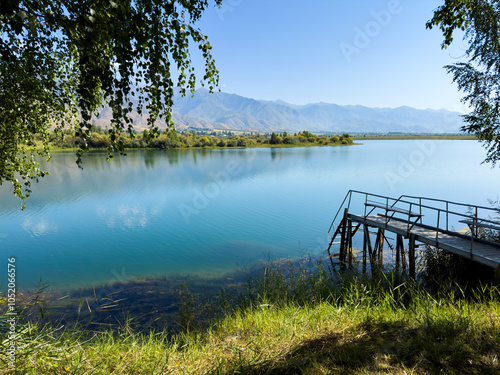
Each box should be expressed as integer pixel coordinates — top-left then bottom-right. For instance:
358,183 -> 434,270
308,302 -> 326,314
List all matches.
327,191 -> 500,280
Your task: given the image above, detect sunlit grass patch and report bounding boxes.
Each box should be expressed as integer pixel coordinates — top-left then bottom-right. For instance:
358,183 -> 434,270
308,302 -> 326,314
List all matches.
1,257 -> 499,374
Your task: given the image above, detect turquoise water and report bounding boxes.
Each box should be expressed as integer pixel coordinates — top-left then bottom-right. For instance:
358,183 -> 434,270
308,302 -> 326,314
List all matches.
1,140 -> 499,292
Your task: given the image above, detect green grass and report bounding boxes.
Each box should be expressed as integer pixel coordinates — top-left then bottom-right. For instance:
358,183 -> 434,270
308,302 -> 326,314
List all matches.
1,258 -> 499,374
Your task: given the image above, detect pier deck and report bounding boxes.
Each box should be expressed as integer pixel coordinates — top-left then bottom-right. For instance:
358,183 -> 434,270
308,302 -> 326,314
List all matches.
327,191 -> 500,278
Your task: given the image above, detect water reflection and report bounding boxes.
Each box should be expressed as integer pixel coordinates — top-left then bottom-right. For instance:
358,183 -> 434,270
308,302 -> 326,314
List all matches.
1,141 -> 499,292
270,148 -> 282,160
144,150 -> 157,169
3,148 -> 316,211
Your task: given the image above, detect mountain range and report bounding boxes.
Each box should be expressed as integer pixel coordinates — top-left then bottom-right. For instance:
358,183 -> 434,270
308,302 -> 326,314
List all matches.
92,88 -> 465,134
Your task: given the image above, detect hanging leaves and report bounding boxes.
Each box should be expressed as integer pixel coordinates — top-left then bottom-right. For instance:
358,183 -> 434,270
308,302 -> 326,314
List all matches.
0,0 -> 222,207
427,0 -> 500,165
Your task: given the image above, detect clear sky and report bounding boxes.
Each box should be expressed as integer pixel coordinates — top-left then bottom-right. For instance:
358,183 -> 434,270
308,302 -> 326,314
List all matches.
192,0 -> 469,112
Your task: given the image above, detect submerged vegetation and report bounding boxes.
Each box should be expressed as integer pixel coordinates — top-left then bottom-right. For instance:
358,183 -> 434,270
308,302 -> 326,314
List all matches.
45,128 -> 355,151
1,252 -> 499,374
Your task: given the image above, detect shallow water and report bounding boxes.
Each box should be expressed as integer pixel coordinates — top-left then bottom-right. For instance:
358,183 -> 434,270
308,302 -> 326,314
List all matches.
1,140 -> 499,293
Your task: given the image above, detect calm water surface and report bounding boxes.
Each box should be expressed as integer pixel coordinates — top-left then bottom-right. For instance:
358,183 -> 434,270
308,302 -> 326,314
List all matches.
1,140 -> 499,292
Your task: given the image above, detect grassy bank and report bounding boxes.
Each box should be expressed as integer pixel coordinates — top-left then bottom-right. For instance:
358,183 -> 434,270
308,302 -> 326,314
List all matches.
2,257 -> 500,374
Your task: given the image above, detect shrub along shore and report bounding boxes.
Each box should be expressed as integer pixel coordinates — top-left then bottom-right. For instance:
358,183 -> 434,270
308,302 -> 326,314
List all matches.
40,130 -> 476,154
1,253 -> 499,374
45,129 -> 355,151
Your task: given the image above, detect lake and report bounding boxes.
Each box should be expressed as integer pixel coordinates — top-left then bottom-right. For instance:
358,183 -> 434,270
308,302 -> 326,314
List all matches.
1,140 -> 500,293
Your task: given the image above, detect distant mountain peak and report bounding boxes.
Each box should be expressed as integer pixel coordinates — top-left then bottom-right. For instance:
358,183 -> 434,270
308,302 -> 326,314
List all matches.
94,88 -> 466,133
167,89 -> 466,133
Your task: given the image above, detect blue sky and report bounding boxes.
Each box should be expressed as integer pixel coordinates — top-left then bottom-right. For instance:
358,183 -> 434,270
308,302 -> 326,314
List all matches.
192,0 -> 468,112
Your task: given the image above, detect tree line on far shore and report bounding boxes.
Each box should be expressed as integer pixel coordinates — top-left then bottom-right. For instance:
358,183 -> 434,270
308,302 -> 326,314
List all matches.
47,128 -> 354,150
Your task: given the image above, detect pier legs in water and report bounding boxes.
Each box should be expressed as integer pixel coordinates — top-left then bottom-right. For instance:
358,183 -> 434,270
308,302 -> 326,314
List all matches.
361,227 -> 385,277
375,229 -> 385,269
395,234 -> 408,276
335,218 -> 417,279
339,209 -> 356,270
409,233 -> 416,281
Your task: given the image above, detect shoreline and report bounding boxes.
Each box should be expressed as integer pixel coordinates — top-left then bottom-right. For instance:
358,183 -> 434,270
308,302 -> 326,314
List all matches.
45,142 -> 359,153
44,134 -> 475,153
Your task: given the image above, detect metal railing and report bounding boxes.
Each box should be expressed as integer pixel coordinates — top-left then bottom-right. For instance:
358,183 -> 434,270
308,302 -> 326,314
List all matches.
329,190 -> 500,256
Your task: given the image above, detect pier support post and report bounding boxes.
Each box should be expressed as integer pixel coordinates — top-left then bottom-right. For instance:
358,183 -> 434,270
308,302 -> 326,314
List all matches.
339,208 -> 348,270
409,233 -> 416,281
396,234 -> 404,277
348,219 -> 353,269
364,224 -> 375,276
377,229 -> 385,268
362,225 -> 368,274
326,219 -> 344,272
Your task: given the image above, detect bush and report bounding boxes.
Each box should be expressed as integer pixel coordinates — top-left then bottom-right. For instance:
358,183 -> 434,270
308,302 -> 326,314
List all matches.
88,133 -> 111,148
199,137 -> 211,147
420,245 -> 495,293
226,139 -> 238,147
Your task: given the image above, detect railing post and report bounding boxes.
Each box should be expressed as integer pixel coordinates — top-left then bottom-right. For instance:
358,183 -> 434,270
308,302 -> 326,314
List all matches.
385,198 -> 389,226
446,202 -> 449,231
475,207 -> 478,236
436,210 -> 440,244
329,190 -> 352,233
408,203 -> 413,232
419,198 -> 423,224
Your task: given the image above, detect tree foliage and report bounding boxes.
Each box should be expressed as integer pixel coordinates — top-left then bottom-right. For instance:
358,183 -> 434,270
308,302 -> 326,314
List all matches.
44,129 -> 353,150
0,0 -> 221,206
427,0 -> 500,165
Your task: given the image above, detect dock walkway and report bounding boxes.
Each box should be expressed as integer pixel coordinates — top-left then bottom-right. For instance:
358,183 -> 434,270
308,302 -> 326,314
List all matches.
327,191 -> 500,279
